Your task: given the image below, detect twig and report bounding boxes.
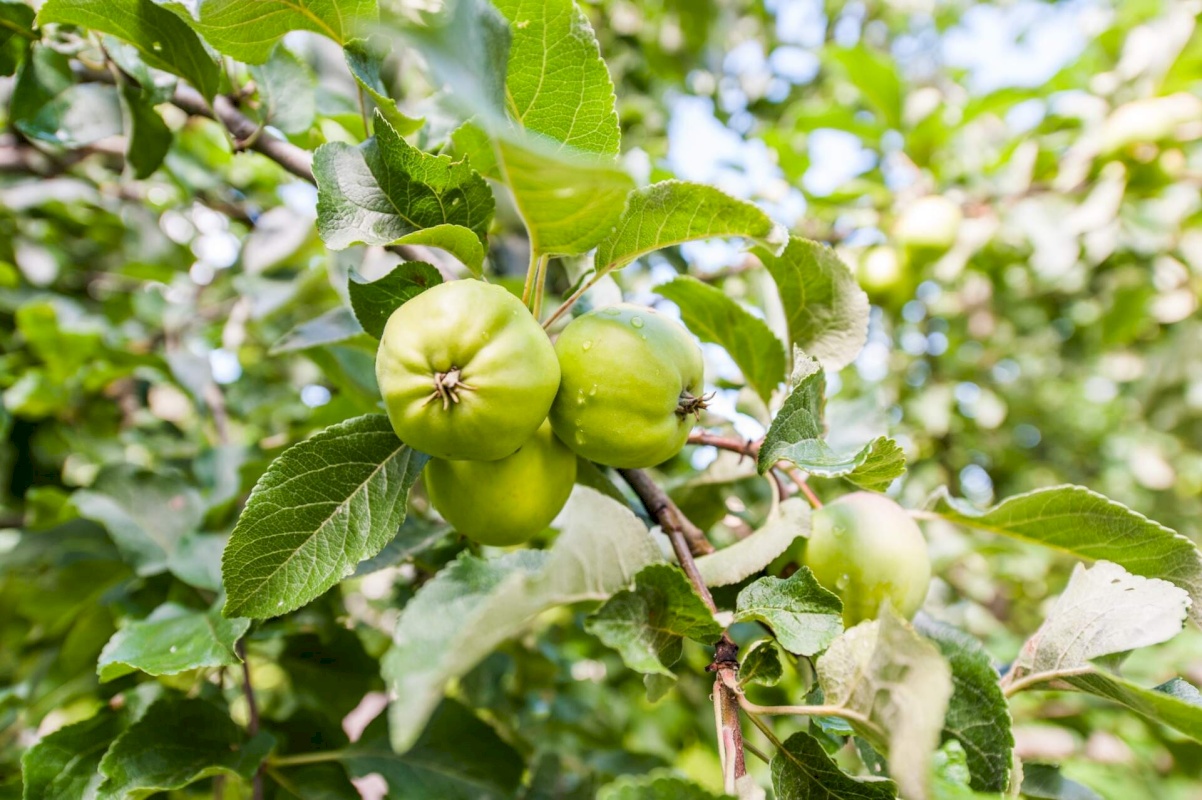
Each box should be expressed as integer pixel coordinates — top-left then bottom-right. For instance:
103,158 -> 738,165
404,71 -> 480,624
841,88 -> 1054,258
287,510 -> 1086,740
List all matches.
617,468 -> 714,560
616,468 -> 745,787
235,639 -> 264,800
687,432 -> 824,510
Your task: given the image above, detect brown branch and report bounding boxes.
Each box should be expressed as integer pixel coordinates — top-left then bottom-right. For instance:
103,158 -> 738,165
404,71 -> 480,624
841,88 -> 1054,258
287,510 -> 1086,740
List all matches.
617,467 -> 714,560
617,468 -> 745,787
235,638 -> 264,800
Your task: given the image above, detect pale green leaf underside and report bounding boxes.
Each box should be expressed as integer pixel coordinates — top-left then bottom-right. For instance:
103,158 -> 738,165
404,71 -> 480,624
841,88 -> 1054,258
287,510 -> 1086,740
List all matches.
38,0 -> 219,100
914,614 -> 1013,792
818,610 -> 953,800
269,306 -> 364,355
315,112 -> 494,250
250,45 -> 316,135
492,0 -> 619,156
694,497 -> 811,587
193,0 -> 378,63
496,134 -> 634,256
98,602 -> 249,682
754,237 -> 870,373
1012,561 -> 1188,678
928,485 -> 1202,626
221,414 -> 427,619
384,487 -> 664,752
656,275 -> 787,405
585,563 -> 722,677
595,181 -> 787,274
734,569 -> 843,656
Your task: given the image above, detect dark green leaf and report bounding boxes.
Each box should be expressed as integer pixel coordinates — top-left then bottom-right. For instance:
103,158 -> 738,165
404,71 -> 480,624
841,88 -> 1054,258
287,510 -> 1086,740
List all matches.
734,569 -> 843,656
119,83 -> 172,179
21,710 -> 124,800
739,638 -> 784,688
656,275 -> 787,404
344,701 -> 522,799
1020,764 -> 1103,800
19,83 -> 124,148
929,486 -> 1202,625
753,237 -> 870,372
347,262 -> 443,339
913,615 -> 1013,792
221,414 -> 428,619
97,696 -> 274,797
314,112 -> 494,250
772,731 -> 897,800
585,563 -> 722,677
598,771 -> 724,800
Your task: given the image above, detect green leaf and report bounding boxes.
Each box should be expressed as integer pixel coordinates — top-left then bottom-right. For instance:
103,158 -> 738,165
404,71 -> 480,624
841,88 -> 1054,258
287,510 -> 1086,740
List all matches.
1020,763 -> 1103,800
270,307 -> 365,355
753,237 -> 870,372
72,465 -> 204,576
383,487 -> 664,751
97,601 -> 249,682
0,2 -> 35,78
830,46 -> 902,129
393,0 -> 509,121
817,608 -> 953,800
656,275 -> 786,404
492,0 -> 619,156
595,181 -> 787,275
250,45 -> 317,135
913,615 -> 1013,793
391,225 -> 485,277
18,83 -> 124,148
928,486 -> 1202,625
97,696 -> 274,798
221,414 -> 428,619
771,730 -> 897,800
119,83 -> 172,179
598,771 -> 724,800
1057,675 -> 1202,744
343,701 -> 523,799
9,45 -> 72,130
739,638 -> 784,688
585,563 -> 722,677
734,569 -> 843,656
314,112 -> 495,250
38,0 -> 219,100
495,134 -> 634,256
694,497 -> 811,587
345,37 -> 424,136
347,262 -> 443,340
21,710 -> 124,800
758,356 -> 905,490
193,0 -> 377,64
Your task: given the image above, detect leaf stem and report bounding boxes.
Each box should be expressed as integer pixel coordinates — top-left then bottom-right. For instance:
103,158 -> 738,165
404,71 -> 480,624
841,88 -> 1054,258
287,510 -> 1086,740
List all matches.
686,432 -> 824,509
543,271 -> 601,329
739,695 -> 875,731
531,254 -> 550,318
1000,666 -> 1091,698
269,749 -> 350,766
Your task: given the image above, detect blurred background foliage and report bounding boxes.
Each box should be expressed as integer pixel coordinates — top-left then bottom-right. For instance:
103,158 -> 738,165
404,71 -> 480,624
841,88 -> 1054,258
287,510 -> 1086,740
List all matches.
1,0 -> 1200,797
